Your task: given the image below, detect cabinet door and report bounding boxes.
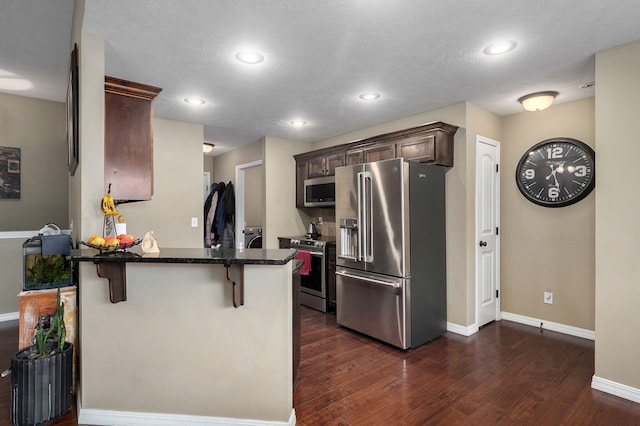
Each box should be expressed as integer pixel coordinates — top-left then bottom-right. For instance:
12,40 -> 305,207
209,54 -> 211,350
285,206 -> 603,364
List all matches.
346,149 -> 364,166
363,143 -> 395,164
105,93 -> 154,201
104,77 -> 161,202
296,160 -> 308,208
396,134 -> 436,163
307,157 -> 326,178
325,153 -> 346,175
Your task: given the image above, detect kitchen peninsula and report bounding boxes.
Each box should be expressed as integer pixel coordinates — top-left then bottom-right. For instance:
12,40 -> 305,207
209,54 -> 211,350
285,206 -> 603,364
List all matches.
70,247 -> 297,425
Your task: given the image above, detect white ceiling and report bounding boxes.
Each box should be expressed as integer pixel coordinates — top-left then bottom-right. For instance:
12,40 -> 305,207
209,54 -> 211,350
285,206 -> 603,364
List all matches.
3,1 -> 640,155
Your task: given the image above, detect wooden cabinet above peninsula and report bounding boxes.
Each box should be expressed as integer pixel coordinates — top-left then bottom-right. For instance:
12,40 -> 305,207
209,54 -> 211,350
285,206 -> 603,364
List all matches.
104,76 -> 162,203
294,121 -> 458,207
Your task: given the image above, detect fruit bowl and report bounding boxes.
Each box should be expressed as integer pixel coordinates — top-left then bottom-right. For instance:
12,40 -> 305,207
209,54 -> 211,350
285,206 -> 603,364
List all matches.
81,238 -> 142,253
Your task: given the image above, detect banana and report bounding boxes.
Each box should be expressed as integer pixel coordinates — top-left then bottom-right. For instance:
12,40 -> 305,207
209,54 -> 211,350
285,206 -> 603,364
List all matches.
100,184 -> 119,216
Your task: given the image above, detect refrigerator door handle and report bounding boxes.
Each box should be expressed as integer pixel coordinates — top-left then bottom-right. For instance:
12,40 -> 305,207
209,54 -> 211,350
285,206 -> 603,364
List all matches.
336,270 -> 401,292
357,171 -> 373,263
357,171 -> 363,262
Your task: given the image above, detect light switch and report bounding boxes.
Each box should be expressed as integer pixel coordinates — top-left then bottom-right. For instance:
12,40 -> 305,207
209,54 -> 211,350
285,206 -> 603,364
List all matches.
191,217 -> 198,227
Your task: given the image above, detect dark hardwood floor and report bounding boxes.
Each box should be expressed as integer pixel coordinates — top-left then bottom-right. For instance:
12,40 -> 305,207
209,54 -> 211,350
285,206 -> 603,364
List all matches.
293,308 -> 640,425
2,308 -> 640,425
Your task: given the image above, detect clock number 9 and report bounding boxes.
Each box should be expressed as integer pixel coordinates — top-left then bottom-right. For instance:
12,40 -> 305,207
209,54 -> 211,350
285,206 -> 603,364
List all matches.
548,187 -> 560,199
546,147 -> 563,159
524,169 -> 535,179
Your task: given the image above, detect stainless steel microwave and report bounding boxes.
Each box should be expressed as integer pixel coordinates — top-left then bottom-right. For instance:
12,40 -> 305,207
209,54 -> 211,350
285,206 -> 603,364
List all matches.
304,176 -> 335,207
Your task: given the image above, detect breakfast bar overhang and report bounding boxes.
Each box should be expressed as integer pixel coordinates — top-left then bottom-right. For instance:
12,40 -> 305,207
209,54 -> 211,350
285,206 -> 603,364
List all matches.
70,247 -> 298,425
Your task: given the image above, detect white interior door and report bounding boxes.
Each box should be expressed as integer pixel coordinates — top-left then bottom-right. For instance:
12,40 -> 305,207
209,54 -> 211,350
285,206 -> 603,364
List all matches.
476,136 -> 500,327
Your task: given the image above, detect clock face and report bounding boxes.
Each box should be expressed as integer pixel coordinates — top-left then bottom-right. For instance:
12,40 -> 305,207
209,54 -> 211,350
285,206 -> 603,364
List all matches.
515,138 -> 595,207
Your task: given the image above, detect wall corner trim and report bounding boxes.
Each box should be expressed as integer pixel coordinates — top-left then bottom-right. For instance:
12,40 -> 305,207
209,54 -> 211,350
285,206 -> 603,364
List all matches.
447,322 -> 479,336
502,312 -> 595,340
592,375 -> 640,404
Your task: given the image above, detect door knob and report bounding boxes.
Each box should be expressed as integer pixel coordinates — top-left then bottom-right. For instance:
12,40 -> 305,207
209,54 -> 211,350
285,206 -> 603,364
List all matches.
479,241 -> 487,247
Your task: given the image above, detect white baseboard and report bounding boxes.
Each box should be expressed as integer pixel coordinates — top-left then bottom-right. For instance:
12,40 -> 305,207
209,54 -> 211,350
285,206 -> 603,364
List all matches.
447,322 -> 478,336
592,375 -> 640,404
0,312 -> 19,322
78,408 -> 296,426
501,311 -> 595,340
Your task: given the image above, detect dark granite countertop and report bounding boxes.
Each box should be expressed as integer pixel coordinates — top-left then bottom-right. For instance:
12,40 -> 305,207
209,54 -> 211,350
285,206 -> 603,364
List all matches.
70,247 -> 297,266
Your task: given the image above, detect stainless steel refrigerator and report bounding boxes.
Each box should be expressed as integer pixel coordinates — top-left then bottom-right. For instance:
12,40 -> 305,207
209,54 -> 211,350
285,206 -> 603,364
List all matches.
335,157 -> 447,349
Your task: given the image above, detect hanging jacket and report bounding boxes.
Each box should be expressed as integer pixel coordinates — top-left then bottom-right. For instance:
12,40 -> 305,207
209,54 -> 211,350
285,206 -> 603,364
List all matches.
204,182 -> 224,247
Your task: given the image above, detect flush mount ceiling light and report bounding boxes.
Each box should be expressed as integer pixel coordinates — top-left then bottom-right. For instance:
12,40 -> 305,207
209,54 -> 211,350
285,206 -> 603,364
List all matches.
483,40 -> 518,55
235,51 -> 265,64
289,120 -> 307,128
184,97 -> 206,106
518,91 -> 559,112
203,143 -> 215,153
359,93 -> 381,101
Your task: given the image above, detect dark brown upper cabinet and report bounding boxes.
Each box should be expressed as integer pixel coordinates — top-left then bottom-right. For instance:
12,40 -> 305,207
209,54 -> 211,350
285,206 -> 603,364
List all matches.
294,122 -> 458,207
104,76 -> 162,203
307,152 -> 346,178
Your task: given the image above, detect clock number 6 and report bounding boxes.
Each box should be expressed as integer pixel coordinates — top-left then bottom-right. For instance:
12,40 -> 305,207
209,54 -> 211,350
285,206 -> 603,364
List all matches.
548,187 -> 560,198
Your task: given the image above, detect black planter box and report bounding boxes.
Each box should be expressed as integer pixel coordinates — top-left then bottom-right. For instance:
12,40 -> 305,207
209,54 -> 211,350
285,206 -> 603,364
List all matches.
10,342 -> 73,426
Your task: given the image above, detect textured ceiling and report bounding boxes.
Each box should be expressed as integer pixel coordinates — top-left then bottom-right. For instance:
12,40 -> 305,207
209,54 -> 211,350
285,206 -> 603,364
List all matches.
3,1 -> 640,155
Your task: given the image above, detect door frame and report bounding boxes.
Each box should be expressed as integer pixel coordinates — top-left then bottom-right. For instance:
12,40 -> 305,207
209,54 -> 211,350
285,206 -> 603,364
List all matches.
475,135 -> 501,328
235,160 -> 263,249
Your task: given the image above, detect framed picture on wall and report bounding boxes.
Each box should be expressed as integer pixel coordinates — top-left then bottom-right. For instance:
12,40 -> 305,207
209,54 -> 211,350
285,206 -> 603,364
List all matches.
67,43 -> 79,176
0,146 -> 21,199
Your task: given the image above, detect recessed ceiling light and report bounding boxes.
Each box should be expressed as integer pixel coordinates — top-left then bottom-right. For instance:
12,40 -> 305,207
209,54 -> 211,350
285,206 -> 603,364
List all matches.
483,40 -> 517,55
289,120 -> 307,128
235,51 -> 265,64
183,97 -> 206,105
359,93 -> 381,101
0,77 -> 32,91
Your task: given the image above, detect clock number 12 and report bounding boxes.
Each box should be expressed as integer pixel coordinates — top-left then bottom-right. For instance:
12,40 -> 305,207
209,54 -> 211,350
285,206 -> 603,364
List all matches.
546,147 -> 563,159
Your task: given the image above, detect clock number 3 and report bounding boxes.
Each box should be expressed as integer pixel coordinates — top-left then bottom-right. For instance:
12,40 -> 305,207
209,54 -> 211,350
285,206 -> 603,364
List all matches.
546,147 -> 563,159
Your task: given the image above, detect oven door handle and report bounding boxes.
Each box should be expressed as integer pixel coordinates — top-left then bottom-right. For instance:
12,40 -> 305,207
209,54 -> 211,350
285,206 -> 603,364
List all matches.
336,270 -> 401,288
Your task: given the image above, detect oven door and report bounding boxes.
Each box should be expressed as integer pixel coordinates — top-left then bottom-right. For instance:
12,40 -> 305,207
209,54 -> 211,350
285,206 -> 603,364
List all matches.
299,251 -> 325,297
298,250 -> 327,312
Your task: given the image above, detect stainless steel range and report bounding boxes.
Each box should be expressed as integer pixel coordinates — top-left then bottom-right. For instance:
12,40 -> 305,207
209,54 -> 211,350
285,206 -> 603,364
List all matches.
289,235 -> 334,312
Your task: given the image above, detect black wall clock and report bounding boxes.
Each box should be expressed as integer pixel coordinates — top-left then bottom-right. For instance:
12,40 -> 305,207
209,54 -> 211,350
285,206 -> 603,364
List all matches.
515,137 -> 595,207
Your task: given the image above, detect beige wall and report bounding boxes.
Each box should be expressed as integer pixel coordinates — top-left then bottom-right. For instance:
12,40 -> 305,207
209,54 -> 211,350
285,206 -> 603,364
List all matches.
594,40 -> 640,388
210,138 -> 264,184
112,118 -> 204,248
502,98 -> 595,330
264,137 -> 311,247
0,238 -> 24,314
0,93 -> 68,231
244,164 -> 264,226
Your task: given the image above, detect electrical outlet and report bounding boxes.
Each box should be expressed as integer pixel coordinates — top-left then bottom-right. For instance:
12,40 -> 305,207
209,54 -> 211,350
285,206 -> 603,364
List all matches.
191,217 -> 198,228
544,291 -> 553,304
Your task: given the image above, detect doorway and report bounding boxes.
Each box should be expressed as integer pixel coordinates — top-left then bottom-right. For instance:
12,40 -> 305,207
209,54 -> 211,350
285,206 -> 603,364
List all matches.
234,160 -> 263,249
475,135 -> 501,327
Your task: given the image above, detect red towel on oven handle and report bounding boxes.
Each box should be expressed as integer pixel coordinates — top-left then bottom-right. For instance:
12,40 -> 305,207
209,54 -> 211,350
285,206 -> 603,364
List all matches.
294,250 -> 312,275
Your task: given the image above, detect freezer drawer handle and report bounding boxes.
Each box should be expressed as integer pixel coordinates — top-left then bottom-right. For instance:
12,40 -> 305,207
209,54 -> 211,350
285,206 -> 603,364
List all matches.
336,270 -> 401,291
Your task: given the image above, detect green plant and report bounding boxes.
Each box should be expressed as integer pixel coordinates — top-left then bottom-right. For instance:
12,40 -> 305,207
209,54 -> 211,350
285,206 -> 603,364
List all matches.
25,254 -> 71,285
31,288 -> 67,358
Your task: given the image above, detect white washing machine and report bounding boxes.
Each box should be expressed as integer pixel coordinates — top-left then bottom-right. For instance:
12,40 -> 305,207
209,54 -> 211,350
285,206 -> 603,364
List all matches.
243,226 -> 262,248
